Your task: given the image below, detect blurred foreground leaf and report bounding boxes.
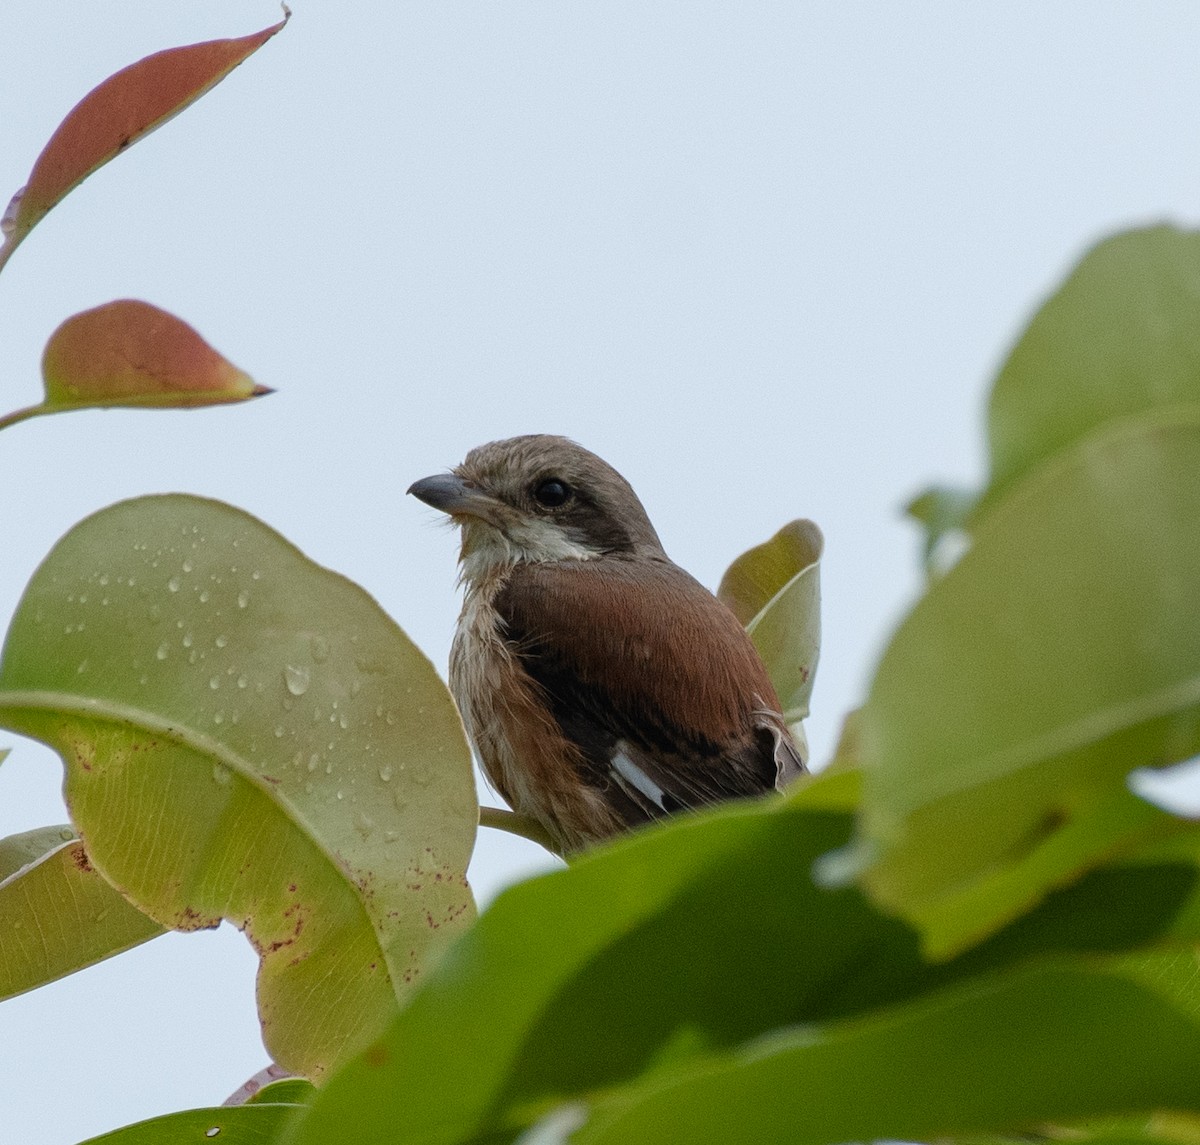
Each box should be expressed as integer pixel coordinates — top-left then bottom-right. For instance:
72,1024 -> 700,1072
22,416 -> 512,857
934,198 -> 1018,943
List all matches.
858,404 -> 1200,953
281,762 -> 1200,1145
573,965 -> 1200,1144
0,496 -> 477,1076
0,825 -> 164,999
986,225 -> 1200,511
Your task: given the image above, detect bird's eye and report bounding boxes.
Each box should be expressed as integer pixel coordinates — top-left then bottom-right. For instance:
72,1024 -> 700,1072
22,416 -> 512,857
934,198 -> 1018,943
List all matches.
532,478 -> 572,508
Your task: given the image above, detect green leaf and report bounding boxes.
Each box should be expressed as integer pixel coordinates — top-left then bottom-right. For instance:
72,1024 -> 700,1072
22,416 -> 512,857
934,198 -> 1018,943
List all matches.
281,763 -> 1200,1145
906,483 -> 977,579
0,495 -> 477,1076
77,1102 -> 300,1145
0,825 -> 164,999
245,1078 -> 318,1106
717,520 -> 822,733
573,966 -> 1200,1144
985,225 -> 1200,510
856,407 -> 1200,954
0,822 -> 74,880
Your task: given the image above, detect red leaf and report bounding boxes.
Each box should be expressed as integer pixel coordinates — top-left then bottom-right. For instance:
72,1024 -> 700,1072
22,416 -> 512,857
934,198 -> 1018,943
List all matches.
41,299 -> 270,410
0,13 -> 288,270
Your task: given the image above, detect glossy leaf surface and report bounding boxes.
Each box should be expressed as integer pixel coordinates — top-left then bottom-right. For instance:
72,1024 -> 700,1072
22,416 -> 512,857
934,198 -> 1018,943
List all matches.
0,496 -> 477,1076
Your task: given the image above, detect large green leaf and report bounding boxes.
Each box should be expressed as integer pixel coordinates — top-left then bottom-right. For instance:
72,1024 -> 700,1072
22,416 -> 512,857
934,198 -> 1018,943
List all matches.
855,407 -> 1200,953
985,225 -> 1200,509
0,495 -> 477,1076
280,760 -> 1200,1145
572,965 -> 1200,1144
0,825 -> 164,999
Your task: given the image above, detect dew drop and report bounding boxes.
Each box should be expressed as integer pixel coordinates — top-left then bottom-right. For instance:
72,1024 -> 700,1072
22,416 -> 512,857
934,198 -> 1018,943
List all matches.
307,753 -> 320,772
283,664 -> 310,696
324,759 -> 334,775
182,632 -> 194,649
237,590 -> 250,609
237,675 -> 249,689
215,634 -> 228,649
168,576 -> 181,593
76,660 -> 88,674
378,764 -> 393,782
209,676 -> 221,690
385,710 -> 396,726
336,789 -> 344,800
213,712 -> 225,724
310,635 -> 330,663
339,713 -> 350,730
353,811 -> 374,837
98,574 -> 110,586
205,1127 -> 221,1139
156,643 -> 169,661
182,559 -> 194,573
199,590 -> 211,603
212,763 -> 231,785
274,725 -> 285,738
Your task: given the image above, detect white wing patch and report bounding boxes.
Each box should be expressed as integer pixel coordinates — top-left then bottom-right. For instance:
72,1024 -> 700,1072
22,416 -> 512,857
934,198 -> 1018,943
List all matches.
610,743 -> 669,811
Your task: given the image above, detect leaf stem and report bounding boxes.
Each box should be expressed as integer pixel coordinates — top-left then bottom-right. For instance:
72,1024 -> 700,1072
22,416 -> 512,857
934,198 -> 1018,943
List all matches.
478,805 -> 561,857
0,402 -> 50,434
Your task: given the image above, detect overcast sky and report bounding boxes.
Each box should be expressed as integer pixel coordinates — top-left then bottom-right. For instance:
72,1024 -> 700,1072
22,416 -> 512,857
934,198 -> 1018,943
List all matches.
3,3 -> 1200,1142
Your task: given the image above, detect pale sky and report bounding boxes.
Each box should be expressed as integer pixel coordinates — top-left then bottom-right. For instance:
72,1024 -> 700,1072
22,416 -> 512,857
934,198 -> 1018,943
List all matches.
3,3 -> 1200,1142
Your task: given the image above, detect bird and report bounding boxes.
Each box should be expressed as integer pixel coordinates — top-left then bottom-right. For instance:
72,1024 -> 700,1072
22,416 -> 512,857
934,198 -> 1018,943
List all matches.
408,434 -> 805,855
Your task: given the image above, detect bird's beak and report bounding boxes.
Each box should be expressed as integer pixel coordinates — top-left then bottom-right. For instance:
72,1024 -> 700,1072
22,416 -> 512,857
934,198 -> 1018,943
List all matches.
407,473 -> 499,523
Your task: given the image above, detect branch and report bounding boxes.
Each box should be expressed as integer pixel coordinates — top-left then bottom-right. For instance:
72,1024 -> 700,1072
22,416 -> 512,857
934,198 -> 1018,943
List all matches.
478,805 -> 562,857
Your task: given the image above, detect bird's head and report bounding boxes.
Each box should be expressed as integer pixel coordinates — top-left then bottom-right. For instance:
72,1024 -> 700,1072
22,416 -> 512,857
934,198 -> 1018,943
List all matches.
408,435 -> 665,581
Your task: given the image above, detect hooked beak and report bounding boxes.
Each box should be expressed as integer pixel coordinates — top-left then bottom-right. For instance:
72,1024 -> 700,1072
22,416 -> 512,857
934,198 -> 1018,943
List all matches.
407,473 -> 499,522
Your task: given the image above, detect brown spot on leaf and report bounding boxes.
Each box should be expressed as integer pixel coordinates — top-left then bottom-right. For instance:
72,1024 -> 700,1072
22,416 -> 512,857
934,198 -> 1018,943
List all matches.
364,1042 -> 389,1069
69,843 -> 93,873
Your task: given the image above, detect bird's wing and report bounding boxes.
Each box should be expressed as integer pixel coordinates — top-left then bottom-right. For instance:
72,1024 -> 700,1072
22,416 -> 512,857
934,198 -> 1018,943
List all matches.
495,557 -> 798,818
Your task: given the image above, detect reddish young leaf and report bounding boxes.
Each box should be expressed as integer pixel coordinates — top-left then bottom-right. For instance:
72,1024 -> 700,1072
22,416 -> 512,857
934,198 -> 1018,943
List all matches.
0,13 -> 288,272
41,299 -> 270,410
